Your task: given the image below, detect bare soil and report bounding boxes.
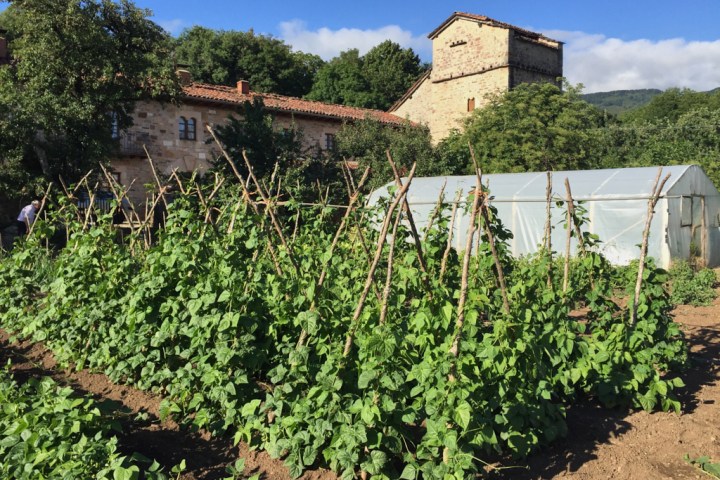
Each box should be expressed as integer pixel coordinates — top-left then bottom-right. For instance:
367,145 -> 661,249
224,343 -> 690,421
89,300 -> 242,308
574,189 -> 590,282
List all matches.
1,292 -> 718,480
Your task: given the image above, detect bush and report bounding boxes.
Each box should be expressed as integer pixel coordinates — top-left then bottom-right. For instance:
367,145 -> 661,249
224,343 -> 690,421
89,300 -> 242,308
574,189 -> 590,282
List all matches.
669,261 -> 717,306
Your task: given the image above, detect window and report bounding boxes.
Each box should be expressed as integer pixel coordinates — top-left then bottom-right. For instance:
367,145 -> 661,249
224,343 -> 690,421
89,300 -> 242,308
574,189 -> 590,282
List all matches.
110,112 -> 120,139
467,98 -> 475,112
325,133 -> 336,151
179,116 -> 196,140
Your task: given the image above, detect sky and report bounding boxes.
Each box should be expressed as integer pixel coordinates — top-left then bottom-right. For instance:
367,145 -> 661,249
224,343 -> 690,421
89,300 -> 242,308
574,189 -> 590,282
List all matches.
3,1 -> 720,93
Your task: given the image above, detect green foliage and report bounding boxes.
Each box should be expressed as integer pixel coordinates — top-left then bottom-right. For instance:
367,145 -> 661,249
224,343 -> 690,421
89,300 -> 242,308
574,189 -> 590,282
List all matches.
685,455 -> 720,478
174,26 -> 323,97
0,0 -> 180,184
441,82 -> 609,173
306,41 -> 425,110
0,365 -> 168,479
623,88 -> 720,123
336,118 -> 460,190
668,261 -> 717,306
582,89 -> 662,116
0,179 -> 688,479
212,97 -> 344,203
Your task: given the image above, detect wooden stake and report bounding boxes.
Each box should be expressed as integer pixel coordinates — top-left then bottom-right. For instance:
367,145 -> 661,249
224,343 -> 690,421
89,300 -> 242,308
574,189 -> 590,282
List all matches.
469,146 -> 510,314
423,179 -> 447,242
630,168 -> 671,325
448,177 -> 482,382
545,171 -> 553,287
296,168 -> 371,348
379,205 -> 404,325
27,183 -> 53,238
439,190 -> 463,282
386,151 -> 430,284
343,163 -> 417,357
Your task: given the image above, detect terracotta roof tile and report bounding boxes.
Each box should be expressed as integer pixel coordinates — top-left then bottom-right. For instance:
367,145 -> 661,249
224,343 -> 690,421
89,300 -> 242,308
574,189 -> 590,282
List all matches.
182,83 -> 411,126
428,11 -> 562,46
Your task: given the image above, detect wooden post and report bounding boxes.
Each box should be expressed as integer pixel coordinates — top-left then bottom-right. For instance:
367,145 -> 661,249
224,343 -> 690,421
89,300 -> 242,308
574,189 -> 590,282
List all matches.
468,146 -> 510,314
386,151 -> 429,280
545,171 -> 553,287
449,177 -> 482,381
379,206 -> 404,325
630,168 -> 671,325
343,163 -> 417,357
296,168 -> 371,348
562,177 -> 572,295
439,190 -> 463,282
423,179 -> 447,242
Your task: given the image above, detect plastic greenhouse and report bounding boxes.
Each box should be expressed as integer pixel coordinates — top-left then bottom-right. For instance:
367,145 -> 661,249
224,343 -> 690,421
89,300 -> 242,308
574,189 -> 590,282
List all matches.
369,165 -> 720,268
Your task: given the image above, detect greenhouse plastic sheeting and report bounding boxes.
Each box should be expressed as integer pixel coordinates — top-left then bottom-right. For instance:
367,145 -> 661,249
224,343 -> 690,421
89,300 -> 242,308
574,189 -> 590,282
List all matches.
368,165 -> 720,268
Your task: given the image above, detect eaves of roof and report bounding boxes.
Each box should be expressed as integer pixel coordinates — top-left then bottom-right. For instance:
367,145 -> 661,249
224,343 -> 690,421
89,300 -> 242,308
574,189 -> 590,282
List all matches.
428,11 -> 562,46
182,83 -> 412,126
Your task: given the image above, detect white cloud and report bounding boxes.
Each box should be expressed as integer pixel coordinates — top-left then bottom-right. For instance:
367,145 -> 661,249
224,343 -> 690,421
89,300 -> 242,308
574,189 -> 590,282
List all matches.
279,19 -> 431,60
157,18 -> 186,36
543,29 -> 720,93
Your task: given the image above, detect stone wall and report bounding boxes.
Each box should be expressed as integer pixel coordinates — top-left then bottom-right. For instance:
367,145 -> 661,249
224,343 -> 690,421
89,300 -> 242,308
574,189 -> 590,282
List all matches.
391,15 -> 563,143
431,21 -> 509,83
110,100 -> 344,206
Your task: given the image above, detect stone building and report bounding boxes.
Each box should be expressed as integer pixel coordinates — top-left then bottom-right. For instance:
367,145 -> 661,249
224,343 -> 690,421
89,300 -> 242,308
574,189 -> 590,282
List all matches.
390,12 -> 563,141
111,77 -> 408,204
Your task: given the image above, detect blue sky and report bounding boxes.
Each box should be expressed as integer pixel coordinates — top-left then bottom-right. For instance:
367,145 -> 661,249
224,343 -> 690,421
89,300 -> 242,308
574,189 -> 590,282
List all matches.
3,1 -> 720,92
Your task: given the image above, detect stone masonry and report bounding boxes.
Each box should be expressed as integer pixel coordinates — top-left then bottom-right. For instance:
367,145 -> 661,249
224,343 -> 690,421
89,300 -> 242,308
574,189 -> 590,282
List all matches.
391,12 -> 563,141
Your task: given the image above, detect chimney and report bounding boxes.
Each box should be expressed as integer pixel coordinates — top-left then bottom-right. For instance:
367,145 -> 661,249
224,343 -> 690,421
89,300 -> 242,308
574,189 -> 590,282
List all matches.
238,80 -> 250,95
176,68 -> 192,86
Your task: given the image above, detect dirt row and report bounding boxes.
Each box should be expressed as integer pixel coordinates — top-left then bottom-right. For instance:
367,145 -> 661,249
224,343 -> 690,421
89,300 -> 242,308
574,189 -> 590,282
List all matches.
1,294 -> 718,480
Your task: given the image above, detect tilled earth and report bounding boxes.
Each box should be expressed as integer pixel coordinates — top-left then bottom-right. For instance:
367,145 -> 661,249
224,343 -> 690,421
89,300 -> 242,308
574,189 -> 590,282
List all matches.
1,292 -> 718,480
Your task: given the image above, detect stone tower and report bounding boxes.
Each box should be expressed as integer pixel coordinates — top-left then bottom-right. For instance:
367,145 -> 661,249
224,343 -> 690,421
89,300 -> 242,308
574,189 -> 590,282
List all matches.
390,12 -> 563,141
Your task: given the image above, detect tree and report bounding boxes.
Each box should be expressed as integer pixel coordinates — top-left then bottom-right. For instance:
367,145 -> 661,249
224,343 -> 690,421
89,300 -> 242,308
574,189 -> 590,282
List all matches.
213,98 -> 343,204
305,49 -> 372,107
0,0 -> 180,186
306,41 -> 424,110
622,88 -> 720,124
440,82 -> 609,173
174,26 -> 324,97
361,40 -> 424,110
336,118 -> 455,190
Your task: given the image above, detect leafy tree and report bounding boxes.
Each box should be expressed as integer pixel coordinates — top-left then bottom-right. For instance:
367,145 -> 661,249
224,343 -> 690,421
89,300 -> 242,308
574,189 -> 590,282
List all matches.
362,40 -> 424,110
307,41 -> 424,110
0,0 -> 180,187
622,87 -> 720,123
305,49 -> 372,107
336,118 -> 457,190
440,82 -> 609,173
174,26 -> 324,97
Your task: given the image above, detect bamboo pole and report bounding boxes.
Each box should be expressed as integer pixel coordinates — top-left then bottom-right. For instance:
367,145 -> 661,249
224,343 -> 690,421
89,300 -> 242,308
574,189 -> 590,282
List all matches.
630,168 -> 671,325
343,163 -> 417,357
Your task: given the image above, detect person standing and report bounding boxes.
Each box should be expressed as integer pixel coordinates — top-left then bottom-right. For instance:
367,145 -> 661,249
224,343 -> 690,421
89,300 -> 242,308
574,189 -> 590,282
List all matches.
16,200 -> 40,237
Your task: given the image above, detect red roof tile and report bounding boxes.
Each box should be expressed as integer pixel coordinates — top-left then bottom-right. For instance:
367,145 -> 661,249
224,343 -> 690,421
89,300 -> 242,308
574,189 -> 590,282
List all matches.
428,12 -> 562,46
182,83 -> 411,126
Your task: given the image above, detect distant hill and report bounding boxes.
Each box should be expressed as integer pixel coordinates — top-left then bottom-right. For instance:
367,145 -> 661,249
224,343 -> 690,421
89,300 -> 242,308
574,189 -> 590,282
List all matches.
582,89 -> 663,115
